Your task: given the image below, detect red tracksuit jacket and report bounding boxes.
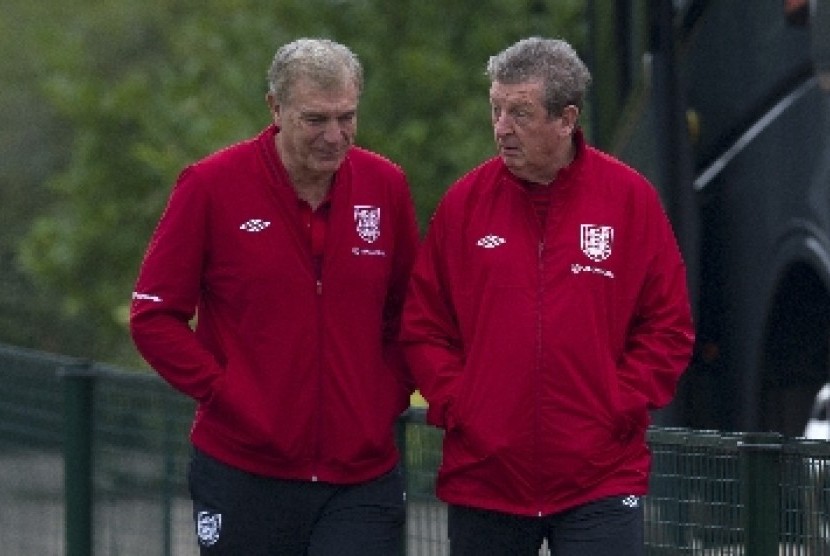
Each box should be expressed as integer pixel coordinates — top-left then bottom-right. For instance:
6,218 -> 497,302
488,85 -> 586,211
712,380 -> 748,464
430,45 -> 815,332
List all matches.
130,125 -> 419,484
401,132 -> 695,516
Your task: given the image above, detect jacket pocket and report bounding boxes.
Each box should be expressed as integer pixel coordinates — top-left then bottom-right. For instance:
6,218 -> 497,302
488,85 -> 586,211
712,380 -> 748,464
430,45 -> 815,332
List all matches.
572,421 -> 638,489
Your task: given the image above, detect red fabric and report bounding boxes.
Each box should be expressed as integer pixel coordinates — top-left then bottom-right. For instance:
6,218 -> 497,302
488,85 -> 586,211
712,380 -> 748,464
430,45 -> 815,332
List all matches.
522,181 -> 553,229
299,194 -> 331,279
130,125 -> 420,484
401,130 -> 695,516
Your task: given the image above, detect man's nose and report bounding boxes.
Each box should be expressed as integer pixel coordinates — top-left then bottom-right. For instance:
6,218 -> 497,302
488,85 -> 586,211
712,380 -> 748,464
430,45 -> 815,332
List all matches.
322,119 -> 343,141
493,113 -> 513,135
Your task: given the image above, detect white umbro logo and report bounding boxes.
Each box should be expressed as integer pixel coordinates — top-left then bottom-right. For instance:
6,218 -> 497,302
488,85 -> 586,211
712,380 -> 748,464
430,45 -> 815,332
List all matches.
622,495 -> 640,508
477,235 -> 506,249
240,219 -> 270,232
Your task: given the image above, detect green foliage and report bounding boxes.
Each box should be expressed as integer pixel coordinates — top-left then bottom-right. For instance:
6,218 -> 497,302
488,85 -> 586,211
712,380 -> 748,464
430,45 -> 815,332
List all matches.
0,2 -> 99,354
12,0 -> 587,363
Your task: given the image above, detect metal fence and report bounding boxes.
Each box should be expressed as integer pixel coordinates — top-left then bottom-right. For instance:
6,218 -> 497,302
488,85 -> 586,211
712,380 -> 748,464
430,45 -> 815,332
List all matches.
645,428 -> 830,554
2,342 -> 830,555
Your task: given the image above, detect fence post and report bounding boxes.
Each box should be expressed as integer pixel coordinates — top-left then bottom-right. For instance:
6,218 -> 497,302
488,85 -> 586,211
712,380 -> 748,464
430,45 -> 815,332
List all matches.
162,408 -> 175,556
739,432 -> 782,556
396,410 -> 410,556
60,360 -> 96,556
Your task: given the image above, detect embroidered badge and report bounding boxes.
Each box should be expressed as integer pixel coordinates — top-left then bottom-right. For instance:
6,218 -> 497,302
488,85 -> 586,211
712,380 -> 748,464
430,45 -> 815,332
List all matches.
196,510 -> 222,547
580,224 -> 614,262
354,205 -> 381,243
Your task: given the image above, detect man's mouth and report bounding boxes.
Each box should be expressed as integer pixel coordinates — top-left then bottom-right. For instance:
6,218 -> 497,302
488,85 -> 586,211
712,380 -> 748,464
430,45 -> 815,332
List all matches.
315,149 -> 342,161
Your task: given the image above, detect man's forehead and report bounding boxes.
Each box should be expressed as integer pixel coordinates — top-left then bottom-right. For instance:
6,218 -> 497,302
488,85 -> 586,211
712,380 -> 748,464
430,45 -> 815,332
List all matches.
489,80 -> 544,103
287,77 -> 358,109
296,101 -> 357,115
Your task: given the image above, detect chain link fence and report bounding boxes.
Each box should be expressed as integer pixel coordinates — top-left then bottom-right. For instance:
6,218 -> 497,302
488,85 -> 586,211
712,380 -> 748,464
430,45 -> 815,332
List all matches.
2,342 -> 830,555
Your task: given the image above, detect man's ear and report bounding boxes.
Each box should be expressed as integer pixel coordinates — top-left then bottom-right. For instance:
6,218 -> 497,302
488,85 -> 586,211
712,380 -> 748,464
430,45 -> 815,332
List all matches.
266,92 -> 280,120
560,104 -> 580,134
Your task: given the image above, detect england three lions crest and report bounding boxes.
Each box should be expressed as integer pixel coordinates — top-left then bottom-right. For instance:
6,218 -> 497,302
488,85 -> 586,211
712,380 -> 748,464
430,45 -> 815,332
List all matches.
196,511 -> 222,547
580,224 -> 614,262
354,205 -> 381,243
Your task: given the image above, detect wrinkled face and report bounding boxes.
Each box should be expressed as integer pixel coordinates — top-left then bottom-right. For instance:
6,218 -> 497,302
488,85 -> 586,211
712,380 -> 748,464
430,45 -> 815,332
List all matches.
269,76 -> 358,181
489,80 -> 575,184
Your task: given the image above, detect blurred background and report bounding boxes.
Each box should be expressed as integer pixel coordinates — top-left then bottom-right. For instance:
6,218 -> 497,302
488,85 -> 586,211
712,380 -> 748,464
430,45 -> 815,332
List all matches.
1,0 -> 584,367
5,1 -> 830,553
4,0 -> 830,438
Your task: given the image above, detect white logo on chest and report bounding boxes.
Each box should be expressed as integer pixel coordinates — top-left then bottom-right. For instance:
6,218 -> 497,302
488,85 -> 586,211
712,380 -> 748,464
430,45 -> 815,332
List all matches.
240,219 -> 271,232
354,205 -> 381,243
476,235 -> 506,248
580,224 -> 614,262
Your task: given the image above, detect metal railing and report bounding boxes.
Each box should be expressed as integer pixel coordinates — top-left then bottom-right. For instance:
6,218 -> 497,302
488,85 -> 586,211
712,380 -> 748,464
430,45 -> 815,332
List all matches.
2,342 -> 830,555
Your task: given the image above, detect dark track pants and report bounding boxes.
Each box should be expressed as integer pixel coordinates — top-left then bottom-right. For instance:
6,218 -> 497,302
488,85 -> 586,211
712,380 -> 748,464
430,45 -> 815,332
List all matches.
448,495 -> 644,556
188,448 -> 405,556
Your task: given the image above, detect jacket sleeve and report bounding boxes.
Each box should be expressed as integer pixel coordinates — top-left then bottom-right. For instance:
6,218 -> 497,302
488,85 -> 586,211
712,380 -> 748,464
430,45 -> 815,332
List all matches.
129,168 -> 223,402
381,179 -> 421,397
401,204 -> 465,429
616,191 -> 695,422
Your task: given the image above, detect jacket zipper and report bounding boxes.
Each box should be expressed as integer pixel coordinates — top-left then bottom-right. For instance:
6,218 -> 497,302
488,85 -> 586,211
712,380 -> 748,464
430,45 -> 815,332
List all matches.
535,239 -> 544,516
523,182 -> 546,516
312,277 -> 323,481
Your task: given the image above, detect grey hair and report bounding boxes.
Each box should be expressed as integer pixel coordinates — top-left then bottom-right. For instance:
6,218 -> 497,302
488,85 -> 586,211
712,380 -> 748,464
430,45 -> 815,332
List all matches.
486,37 -> 591,117
267,38 -> 364,104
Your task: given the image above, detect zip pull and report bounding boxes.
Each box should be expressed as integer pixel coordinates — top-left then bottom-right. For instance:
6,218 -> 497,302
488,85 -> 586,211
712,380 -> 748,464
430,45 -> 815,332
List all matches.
316,279 -> 323,295
538,241 -> 544,259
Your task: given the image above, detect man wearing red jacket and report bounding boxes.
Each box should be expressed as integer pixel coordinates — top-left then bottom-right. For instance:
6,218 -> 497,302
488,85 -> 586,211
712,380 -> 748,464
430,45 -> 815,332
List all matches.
130,38 -> 419,555
401,37 -> 695,556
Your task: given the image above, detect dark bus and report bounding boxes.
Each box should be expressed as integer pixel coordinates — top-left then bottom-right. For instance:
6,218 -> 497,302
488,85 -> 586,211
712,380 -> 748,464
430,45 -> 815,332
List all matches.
588,0 -> 830,436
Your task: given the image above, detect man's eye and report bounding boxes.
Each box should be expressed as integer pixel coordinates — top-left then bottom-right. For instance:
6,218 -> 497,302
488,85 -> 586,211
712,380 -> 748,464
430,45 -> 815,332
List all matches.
304,116 -> 326,125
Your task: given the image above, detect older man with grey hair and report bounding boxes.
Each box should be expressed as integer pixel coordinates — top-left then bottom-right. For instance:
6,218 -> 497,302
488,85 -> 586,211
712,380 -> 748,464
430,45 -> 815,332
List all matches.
131,38 -> 419,555
402,37 -> 694,556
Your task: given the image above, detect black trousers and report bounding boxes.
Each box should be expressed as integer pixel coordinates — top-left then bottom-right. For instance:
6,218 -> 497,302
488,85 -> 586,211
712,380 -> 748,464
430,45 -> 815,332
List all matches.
448,495 -> 645,556
188,448 -> 405,556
